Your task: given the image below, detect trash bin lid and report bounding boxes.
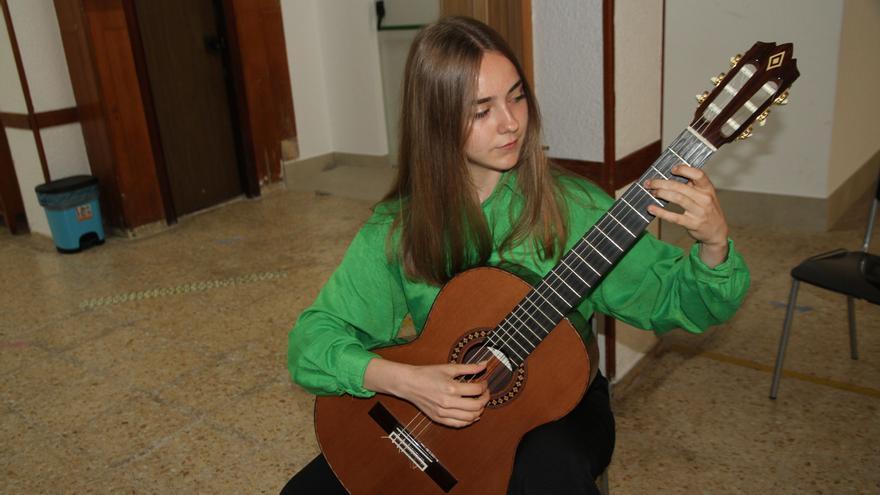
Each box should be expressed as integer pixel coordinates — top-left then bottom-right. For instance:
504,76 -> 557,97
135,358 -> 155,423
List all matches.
35,175 -> 98,194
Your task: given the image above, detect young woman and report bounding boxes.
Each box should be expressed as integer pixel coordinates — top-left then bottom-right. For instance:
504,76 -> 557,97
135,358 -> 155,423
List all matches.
282,16 -> 749,495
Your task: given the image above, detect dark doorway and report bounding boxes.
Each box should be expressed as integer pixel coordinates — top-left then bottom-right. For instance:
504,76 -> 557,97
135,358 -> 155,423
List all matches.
133,0 -> 243,216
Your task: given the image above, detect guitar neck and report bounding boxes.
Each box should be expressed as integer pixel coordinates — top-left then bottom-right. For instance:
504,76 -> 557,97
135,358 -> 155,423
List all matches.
489,127 -> 716,367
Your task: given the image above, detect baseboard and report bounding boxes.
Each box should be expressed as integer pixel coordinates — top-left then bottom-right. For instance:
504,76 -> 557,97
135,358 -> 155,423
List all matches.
827,147 -> 880,228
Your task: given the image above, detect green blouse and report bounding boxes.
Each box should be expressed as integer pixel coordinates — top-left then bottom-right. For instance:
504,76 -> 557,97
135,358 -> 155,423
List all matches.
287,171 -> 750,398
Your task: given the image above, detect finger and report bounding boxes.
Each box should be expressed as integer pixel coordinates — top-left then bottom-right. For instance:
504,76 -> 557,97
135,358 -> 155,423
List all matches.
444,394 -> 490,412
449,360 -> 488,377
671,164 -> 713,188
455,380 -> 487,397
437,403 -> 483,421
649,185 -> 701,213
436,417 -> 473,428
647,206 -> 699,230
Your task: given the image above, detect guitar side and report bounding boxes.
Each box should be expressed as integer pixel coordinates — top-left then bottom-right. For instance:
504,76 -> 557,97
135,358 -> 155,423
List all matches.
315,267 -> 593,494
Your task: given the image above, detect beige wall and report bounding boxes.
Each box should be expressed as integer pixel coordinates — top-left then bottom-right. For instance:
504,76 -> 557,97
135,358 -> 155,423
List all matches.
614,0 -> 662,158
532,0 -> 604,162
827,0 -> 880,195
665,0 -> 843,200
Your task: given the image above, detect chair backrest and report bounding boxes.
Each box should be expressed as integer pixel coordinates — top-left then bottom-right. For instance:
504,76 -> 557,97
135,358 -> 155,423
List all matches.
863,170 -> 880,252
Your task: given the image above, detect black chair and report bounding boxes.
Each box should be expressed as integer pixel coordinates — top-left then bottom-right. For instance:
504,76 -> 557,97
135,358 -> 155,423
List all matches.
769,172 -> 880,399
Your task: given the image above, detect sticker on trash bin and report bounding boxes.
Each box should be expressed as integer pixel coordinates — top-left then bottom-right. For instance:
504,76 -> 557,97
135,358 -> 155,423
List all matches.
76,204 -> 93,221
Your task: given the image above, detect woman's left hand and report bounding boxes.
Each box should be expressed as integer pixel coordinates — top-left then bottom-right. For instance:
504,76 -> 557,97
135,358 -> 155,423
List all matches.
645,164 -> 729,268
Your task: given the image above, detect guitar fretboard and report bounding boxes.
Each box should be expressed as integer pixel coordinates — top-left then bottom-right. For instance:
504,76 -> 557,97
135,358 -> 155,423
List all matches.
488,128 -> 716,367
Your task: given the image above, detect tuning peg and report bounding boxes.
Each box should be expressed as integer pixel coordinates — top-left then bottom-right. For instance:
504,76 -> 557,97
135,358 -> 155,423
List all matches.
695,91 -> 710,105
710,72 -> 727,86
729,54 -> 742,68
737,126 -> 754,140
773,90 -> 789,105
756,108 -> 772,126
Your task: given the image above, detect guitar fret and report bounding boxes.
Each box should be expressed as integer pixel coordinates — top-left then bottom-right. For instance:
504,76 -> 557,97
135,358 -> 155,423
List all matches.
499,317 -> 533,357
582,238 -> 612,264
570,249 -> 601,277
529,287 -> 564,317
668,148 -> 691,167
636,183 -> 664,206
650,165 -> 669,180
594,225 -> 623,251
560,258 -> 591,287
539,279 -> 568,306
549,270 -> 580,298
619,196 -> 649,223
521,296 -> 558,328
607,211 -> 636,238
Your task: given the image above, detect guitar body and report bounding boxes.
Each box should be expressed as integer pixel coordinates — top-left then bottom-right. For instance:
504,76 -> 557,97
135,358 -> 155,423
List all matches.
315,267 -> 594,494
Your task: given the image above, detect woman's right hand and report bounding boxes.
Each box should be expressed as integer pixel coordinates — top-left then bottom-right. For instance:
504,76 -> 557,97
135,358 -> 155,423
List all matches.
364,358 -> 490,428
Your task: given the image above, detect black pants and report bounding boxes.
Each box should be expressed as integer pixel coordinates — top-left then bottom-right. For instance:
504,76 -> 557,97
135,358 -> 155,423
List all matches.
281,372 -> 614,495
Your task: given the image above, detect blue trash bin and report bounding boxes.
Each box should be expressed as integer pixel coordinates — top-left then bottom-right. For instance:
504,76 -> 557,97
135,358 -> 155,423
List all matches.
35,175 -> 106,253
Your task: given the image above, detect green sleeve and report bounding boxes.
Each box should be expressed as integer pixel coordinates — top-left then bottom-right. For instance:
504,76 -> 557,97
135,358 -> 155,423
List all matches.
287,216 -> 409,397
560,174 -> 750,334
588,235 -> 750,334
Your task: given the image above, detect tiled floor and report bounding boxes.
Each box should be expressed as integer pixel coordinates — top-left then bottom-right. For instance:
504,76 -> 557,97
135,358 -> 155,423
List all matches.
1,170 -> 878,493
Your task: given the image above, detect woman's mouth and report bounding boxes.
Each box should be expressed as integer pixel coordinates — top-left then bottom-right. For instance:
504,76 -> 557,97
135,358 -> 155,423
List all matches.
499,139 -> 518,150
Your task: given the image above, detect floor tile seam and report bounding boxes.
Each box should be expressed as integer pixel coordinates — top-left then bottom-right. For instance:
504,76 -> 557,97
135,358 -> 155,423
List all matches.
668,344 -> 880,400
157,374 -> 283,422
58,340 -> 199,382
93,414 -> 214,474
199,381 -> 291,444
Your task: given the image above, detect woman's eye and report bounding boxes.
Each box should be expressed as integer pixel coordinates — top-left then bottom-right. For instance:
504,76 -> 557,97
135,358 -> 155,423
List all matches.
475,108 -> 490,120
513,92 -> 526,102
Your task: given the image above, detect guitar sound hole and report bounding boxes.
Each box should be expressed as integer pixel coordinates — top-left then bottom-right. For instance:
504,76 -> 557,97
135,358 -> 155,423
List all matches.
461,344 -> 519,397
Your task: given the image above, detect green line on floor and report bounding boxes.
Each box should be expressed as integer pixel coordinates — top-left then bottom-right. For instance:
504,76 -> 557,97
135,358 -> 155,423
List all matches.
79,270 -> 288,310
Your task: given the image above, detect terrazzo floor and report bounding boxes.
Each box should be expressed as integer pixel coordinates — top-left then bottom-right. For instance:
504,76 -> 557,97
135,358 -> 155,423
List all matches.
1,170 -> 877,494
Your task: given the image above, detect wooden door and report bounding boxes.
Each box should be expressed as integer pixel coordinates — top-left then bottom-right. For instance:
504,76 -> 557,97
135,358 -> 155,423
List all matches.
440,0 -> 533,86
133,0 -> 243,216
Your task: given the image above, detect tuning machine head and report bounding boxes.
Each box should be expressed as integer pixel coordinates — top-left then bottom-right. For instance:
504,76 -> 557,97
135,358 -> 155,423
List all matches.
695,90 -> 710,105
729,54 -> 742,68
736,126 -> 754,140
710,72 -> 727,86
773,90 -> 790,105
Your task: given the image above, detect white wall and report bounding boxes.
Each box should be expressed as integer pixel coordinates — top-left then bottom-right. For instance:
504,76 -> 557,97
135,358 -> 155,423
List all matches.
664,0 -> 843,199
9,0 -> 76,112
281,0 -> 388,160
827,0 -> 880,195
280,0 -> 332,159
1,0 -> 91,236
0,7 -> 26,113
377,0 -> 439,165
532,0 -> 604,162
614,0 -> 662,158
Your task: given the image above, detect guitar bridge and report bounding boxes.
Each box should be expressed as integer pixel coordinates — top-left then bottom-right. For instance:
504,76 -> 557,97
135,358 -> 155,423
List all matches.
369,402 -> 458,492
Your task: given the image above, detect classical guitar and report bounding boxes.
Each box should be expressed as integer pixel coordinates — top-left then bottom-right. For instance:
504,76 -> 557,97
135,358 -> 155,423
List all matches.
315,41 -> 799,494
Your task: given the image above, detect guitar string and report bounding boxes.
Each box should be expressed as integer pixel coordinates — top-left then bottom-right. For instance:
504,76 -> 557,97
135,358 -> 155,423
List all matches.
404,125 -> 719,441
406,129 -> 714,441
410,126 -> 719,441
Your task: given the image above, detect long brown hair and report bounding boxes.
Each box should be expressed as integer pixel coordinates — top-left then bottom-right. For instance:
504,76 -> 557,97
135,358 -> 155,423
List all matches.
383,16 -> 568,285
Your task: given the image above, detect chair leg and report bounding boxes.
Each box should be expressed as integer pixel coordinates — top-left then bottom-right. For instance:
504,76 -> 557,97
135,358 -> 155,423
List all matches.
847,296 -> 858,360
770,279 -> 800,399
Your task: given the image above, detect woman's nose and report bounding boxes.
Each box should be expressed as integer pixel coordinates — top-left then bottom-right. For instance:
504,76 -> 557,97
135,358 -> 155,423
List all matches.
498,105 -> 519,133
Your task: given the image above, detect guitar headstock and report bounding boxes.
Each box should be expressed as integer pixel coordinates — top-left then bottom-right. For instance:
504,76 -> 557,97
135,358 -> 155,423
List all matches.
691,41 -> 799,148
